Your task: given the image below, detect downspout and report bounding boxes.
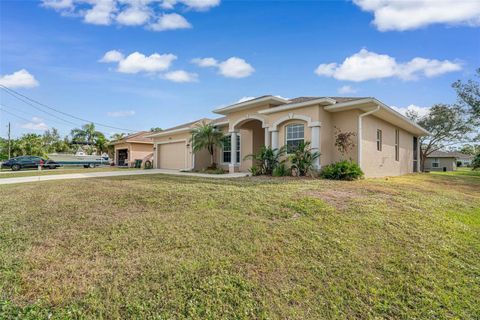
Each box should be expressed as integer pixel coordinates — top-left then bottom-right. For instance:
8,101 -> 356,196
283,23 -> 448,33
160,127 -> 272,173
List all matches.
357,105 -> 380,169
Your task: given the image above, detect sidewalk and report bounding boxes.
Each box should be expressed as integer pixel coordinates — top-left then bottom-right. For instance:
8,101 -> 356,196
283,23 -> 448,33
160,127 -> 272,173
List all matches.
0,169 -> 249,185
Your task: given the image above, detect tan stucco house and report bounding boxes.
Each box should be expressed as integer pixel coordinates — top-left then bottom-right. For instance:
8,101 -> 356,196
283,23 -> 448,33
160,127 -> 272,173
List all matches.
147,96 -> 429,177
425,151 -> 473,171
110,131 -> 154,167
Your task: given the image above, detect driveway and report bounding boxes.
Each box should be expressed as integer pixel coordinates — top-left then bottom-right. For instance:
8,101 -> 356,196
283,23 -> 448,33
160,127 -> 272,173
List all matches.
0,169 -> 249,185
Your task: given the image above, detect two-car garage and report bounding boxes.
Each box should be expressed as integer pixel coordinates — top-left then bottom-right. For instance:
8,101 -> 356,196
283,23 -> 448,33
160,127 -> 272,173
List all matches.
156,141 -> 188,170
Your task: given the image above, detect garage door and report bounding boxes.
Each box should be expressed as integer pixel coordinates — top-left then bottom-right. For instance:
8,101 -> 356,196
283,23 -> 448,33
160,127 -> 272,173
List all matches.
158,142 -> 186,169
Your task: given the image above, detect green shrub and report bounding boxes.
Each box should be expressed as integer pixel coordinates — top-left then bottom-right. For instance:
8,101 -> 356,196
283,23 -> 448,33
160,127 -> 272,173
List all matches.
472,153 -> 480,170
320,160 -> 363,180
249,165 -> 262,176
289,141 -> 320,176
272,163 -> 290,177
244,145 -> 286,175
144,160 -> 153,169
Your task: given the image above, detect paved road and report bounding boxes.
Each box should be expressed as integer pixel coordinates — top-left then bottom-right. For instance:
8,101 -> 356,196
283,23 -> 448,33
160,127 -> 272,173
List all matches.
0,169 -> 249,185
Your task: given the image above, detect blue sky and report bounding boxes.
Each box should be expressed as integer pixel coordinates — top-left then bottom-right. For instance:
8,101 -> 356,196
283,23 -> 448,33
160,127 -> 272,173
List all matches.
1,0 -> 479,138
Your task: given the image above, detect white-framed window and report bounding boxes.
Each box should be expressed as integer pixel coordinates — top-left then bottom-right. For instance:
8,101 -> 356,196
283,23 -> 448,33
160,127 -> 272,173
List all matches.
286,124 -> 304,153
432,158 -> 439,168
376,129 -> 382,151
222,134 -> 240,163
395,129 -> 400,161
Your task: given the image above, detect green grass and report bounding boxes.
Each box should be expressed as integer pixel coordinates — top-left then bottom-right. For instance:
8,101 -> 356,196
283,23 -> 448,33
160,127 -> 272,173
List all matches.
0,166 -> 137,179
1,171 -> 479,319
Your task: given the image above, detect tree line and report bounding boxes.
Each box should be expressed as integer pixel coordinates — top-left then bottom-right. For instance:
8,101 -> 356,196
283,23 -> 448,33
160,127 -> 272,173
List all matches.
1,123 -> 117,160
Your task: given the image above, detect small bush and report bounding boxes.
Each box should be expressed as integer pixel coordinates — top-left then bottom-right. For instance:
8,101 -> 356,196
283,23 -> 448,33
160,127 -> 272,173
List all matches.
272,163 -> 290,177
249,165 -> 262,176
320,160 -> 363,180
472,153 -> 480,170
144,160 -> 153,169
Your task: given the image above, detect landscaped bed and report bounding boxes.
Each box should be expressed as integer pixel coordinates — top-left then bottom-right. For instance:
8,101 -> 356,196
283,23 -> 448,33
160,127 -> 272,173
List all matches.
0,171 -> 479,319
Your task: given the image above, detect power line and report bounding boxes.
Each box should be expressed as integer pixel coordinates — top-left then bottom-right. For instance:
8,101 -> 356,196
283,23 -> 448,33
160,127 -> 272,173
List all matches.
0,103 -> 85,126
0,102 -> 83,128
1,89 -> 84,127
0,105 -> 35,123
0,84 -> 137,132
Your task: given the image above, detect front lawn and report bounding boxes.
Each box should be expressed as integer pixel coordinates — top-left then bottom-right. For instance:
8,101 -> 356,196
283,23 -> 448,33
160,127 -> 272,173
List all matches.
0,171 -> 479,319
0,166 -> 137,179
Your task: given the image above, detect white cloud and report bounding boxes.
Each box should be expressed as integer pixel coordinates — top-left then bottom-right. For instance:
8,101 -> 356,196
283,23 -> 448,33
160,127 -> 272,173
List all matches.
21,117 -> 48,131
100,51 -> 177,74
164,70 -> 198,82
218,57 -> 255,78
116,5 -> 151,26
353,0 -> 480,31
178,0 -> 220,11
237,96 -> 256,103
192,56 -> 254,78
0,69 -> 39,88
314,49 -> 461,82
149,13 -> 191,31
42,0 -> 74,10
191,57 -> 218,67
41,0 -> 219,29
83,0 -> 117,25
338,85 -> 357,94
160,0 -> 220,11
107,110 -> 136,117
392,104 -> 430,118
99,49 -> 124,62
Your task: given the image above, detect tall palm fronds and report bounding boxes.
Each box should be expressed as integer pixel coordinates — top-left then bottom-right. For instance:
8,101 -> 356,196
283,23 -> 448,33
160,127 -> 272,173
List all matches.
190,121 -> 224,168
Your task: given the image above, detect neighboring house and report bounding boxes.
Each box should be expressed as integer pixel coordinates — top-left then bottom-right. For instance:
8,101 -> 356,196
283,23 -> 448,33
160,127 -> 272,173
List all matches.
147,96 -> 429,177
425,151 -> 473,171
110,131 -> 154,167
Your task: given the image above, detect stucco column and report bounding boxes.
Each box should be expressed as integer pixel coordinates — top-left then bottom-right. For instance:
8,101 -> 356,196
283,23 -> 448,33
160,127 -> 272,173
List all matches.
310,125 -> 321,170
271,130 -> 279,149
153,143 -> 157,168
229,131 -> 238,173
264,128 -> 270,148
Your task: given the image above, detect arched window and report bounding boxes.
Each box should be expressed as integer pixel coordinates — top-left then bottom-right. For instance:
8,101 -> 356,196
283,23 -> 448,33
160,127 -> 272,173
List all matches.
285,124 -> 304,153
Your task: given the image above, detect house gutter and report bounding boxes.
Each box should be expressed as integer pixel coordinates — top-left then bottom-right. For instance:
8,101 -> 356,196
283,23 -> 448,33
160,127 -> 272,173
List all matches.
357,105 -> 380,170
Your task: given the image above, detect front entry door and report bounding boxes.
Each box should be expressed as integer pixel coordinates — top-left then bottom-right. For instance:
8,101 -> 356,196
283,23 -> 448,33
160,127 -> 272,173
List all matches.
118,149 -> 128,166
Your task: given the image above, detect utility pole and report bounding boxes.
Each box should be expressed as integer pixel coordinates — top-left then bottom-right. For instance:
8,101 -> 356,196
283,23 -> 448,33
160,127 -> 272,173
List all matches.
7,122 -> 11,159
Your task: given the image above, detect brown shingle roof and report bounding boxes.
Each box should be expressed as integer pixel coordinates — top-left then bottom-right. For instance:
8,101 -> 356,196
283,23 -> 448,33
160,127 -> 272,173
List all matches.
285,96 -> 367,105
112,131 -> 153,144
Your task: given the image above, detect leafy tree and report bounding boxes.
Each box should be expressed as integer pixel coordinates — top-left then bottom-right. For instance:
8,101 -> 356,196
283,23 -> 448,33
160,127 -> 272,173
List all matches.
190,122 -> 224,168
407,104 -> 473,171
15,134 -> 45,157
452,68 -> 480,120
244,145 -> 286,175
71,123 -> 107,155
111,133 -> 126,141
458,144 -> 480,156
150,127 -> 162,132
472,153 -> 480,170
289,141 -> 320,176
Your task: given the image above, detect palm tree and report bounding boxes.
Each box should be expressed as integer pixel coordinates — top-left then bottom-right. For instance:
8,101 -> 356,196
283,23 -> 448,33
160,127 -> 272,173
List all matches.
71,123 -> 106,155
244,145 -> 286,175
111,132 -> 126,141
289,141 -> 320,176
190,121 -> 224,168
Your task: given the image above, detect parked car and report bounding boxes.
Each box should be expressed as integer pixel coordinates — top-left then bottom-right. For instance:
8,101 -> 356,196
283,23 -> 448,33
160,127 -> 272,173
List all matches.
1,156 -> 61,171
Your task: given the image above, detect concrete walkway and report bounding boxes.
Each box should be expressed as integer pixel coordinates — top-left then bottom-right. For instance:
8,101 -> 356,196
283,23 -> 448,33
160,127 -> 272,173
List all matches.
0,169 -> 249,185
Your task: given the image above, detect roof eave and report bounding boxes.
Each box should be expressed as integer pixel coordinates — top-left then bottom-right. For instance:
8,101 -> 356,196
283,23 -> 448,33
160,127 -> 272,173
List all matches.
145,127 -> 192,138
258,97 -> 337,114
213,96 -> 289,115
325,98 -> 430,136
